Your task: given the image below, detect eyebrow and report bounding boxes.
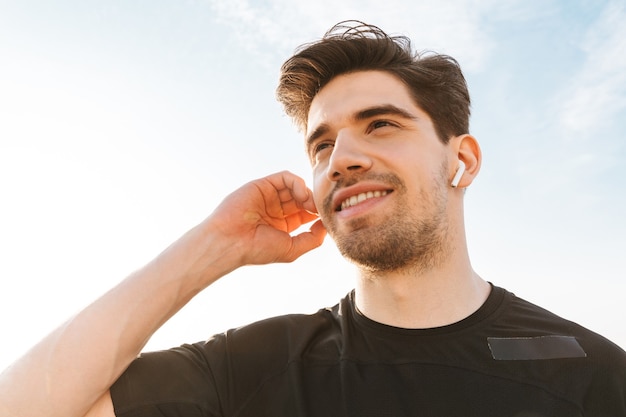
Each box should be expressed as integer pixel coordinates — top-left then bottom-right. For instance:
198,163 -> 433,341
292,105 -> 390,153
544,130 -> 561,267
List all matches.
306,104 -> 419,147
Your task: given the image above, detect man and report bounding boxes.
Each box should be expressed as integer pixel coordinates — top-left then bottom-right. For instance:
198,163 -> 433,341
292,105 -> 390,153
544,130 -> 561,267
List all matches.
1,21 -> 625,417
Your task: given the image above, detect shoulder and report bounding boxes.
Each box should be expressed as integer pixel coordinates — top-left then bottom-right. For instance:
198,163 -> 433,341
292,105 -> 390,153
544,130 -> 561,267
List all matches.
494,286 -> 626,362
195,293 -> 352,364
487,287 -> 626,414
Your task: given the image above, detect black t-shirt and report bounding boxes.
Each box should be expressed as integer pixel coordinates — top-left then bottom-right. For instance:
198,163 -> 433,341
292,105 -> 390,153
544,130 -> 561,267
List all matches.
111,285 -> 626,416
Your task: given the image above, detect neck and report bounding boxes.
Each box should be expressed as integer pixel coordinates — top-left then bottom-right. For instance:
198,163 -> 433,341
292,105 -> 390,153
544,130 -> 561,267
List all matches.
354,254 -> 490,329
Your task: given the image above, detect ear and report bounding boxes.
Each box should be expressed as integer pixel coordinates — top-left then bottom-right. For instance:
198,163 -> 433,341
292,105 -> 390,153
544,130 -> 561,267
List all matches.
450,134 -> 481,188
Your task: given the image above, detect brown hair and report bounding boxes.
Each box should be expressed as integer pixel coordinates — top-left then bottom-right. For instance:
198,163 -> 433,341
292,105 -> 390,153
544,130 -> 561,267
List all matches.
276,21 -> 471,143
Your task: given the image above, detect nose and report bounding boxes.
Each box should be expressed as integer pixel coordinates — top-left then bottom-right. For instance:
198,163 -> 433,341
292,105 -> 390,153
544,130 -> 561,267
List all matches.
326,130 -> 373,181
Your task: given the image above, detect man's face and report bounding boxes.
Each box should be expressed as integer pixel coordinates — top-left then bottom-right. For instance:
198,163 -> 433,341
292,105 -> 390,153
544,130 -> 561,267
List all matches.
306,70 -> 454,273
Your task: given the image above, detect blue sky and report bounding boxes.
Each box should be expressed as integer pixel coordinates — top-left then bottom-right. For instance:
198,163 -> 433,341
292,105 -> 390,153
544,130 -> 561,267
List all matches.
1,0 -> 625,370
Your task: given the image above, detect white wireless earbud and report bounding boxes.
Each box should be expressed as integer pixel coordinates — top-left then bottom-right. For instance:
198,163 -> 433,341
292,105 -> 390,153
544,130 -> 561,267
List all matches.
450,160 -> 465,188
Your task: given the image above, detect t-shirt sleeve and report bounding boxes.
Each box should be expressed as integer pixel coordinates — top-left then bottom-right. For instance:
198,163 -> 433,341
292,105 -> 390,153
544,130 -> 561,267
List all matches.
110,342 -> 223,417
109,311 -> 336,417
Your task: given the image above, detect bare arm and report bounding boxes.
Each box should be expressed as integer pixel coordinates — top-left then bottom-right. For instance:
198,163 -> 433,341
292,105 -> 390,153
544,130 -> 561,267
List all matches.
0,171 -> 326,417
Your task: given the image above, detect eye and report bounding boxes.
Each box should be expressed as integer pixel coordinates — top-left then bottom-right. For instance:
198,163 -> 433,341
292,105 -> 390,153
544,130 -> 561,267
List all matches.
309,141 -> 334,162
369,119 -> 397,132
314,142 -> 333,153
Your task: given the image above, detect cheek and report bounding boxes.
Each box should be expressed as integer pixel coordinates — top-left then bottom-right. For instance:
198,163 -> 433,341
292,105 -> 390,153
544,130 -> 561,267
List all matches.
312,169 -> 330,212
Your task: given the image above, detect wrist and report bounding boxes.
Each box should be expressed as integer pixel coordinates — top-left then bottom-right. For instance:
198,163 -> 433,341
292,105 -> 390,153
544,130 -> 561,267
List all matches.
151,219 -> 245,292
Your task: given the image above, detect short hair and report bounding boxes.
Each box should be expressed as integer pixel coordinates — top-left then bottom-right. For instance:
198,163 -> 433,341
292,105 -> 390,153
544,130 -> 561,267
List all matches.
276,21 -> 471,143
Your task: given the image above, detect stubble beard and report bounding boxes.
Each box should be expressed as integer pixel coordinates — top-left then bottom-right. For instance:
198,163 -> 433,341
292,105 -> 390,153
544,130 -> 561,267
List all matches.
322,166 -> 451,274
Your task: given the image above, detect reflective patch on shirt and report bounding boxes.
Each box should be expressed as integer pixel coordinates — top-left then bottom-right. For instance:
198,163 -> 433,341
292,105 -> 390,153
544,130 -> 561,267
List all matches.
488,335 -> 587,360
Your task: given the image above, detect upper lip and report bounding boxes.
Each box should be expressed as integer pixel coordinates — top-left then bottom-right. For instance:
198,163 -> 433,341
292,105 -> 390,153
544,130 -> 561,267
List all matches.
331,182 -> 393,211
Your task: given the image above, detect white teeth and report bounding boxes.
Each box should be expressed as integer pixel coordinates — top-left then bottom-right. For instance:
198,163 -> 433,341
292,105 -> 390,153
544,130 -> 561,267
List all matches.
340,190 -> 388,210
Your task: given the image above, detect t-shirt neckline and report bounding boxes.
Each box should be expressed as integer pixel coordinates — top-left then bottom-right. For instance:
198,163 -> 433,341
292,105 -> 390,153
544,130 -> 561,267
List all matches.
348,284 -> 506,337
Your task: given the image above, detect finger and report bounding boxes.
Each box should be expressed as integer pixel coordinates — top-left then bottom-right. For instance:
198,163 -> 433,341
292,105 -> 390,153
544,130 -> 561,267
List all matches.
275,195 -> 315,220
278,171 -> 310,202
283,210 -> 319,232
283,219 -> 327,262
267,171 -> 314,208
274,181 -> 317,215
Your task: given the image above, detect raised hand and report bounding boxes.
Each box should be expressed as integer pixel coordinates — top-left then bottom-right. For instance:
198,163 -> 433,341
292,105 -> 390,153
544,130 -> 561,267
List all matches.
206,171 -> 327,266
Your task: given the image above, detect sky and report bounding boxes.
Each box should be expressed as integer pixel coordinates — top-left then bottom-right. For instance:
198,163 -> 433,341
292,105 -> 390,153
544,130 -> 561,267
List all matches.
1,0 -> 625,371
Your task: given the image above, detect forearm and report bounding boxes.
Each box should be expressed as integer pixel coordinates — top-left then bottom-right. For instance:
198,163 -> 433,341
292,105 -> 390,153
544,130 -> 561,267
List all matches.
0,171 -> 325,417
0,220 -> 240,417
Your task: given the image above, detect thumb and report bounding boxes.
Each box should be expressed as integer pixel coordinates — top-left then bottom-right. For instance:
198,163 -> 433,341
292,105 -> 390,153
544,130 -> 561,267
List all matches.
283,219 -> 327,262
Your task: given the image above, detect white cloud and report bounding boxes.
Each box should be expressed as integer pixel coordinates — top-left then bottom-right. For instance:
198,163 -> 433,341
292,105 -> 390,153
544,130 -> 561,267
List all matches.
558,0 -> 626,134
206,0 -> 538,71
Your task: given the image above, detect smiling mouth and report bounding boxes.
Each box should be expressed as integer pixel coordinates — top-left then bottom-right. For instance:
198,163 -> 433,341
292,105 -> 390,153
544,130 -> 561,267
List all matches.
338,190 -> 390,211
